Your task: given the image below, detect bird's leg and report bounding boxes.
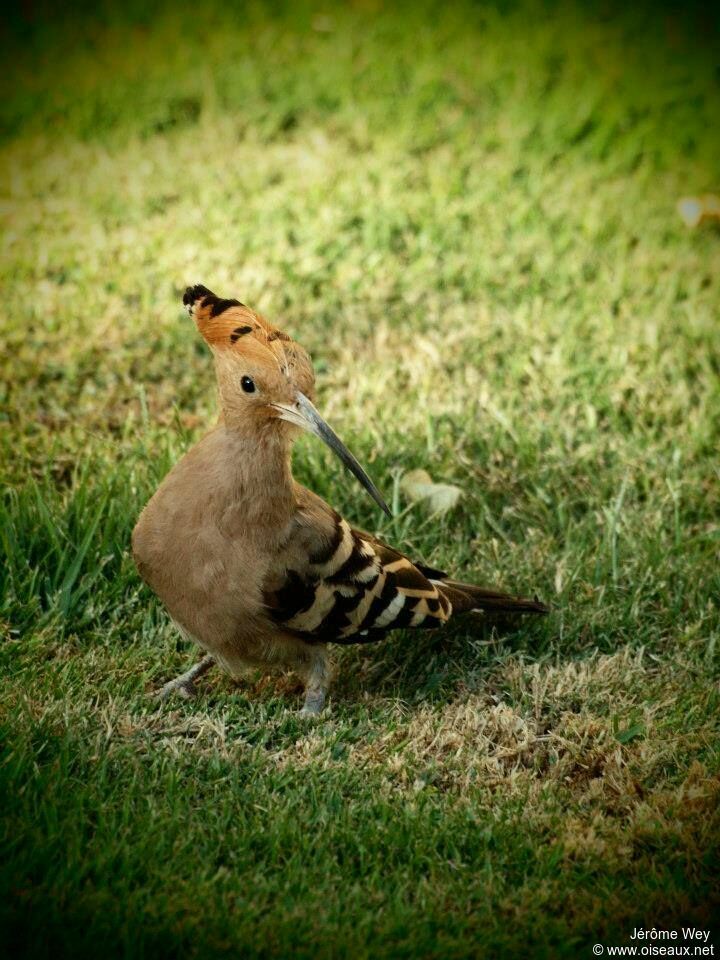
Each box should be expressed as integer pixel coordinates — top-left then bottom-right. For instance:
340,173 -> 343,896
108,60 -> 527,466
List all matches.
155,654 -> 216,702
299,645 -> 330,717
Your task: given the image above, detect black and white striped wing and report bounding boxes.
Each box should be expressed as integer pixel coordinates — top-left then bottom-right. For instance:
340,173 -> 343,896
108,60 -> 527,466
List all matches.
263,516 -> 452,645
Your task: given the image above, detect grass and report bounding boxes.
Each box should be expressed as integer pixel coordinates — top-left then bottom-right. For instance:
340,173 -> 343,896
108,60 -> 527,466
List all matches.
2,1 -> 720,956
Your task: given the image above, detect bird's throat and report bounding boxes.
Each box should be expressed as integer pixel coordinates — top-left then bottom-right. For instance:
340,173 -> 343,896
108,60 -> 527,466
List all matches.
213,422 -> 296,526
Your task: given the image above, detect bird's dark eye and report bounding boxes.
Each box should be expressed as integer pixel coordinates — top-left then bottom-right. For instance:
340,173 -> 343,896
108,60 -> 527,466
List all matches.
241,376 -> 256,394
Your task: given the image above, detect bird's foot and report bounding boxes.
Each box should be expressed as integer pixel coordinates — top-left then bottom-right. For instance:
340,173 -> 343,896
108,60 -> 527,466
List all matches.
155,676 -> 198,701
299,688 -> 326,717
153,655 -> 216,703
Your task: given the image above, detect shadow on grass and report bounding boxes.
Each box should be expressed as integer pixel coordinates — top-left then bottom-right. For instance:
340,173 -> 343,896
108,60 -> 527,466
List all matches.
331,613 -> 553,707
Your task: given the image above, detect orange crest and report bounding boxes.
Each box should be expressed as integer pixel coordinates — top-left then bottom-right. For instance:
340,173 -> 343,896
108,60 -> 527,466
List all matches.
183,284 -> 290,351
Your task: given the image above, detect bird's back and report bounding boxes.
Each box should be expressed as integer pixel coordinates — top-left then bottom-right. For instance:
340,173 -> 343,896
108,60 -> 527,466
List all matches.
263,486 -> 454,645
264,485 -> 547,646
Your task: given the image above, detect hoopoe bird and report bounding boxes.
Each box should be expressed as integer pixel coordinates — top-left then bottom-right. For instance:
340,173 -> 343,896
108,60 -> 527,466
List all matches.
132,286 -> 547,714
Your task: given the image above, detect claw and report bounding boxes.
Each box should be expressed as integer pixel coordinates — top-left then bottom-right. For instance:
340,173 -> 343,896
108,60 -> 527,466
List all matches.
153,655 -> 215,703
299,689 -> 326,717
155,677 -> 197,701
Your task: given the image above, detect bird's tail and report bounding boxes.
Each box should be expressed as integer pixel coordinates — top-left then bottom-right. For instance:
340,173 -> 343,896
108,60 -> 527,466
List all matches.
434,580 -> 548,616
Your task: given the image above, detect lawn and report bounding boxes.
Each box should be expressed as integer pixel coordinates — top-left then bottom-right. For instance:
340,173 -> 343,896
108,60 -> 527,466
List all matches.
1,2 -> 719,957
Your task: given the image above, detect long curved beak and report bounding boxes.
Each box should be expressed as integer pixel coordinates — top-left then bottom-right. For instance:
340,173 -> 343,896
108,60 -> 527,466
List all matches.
273,393 -> 391,518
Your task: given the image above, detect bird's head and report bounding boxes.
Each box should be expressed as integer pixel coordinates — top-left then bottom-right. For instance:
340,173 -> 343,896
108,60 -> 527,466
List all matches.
183,285 -> 390,516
